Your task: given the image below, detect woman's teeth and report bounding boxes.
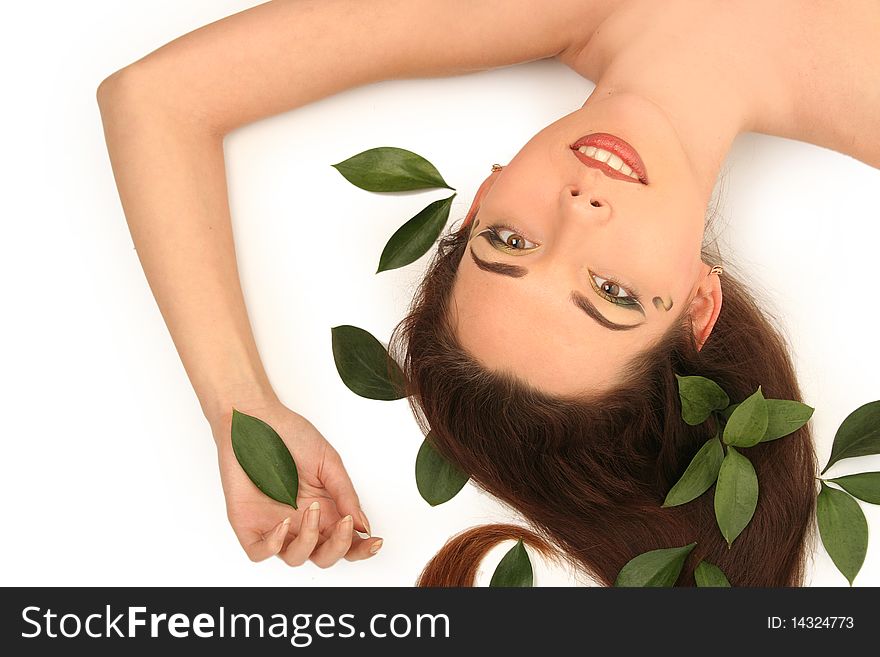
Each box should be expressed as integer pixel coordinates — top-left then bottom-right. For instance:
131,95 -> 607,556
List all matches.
577,145 -> 639,179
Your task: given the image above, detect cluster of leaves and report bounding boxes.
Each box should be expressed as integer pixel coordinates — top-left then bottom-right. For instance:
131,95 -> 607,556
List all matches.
331,147 -> 456,273
220,147 -> 468,515
666,377 -> 814,546
329,148 -> 474,506
224,148 -> 481,560
614,376 -> 880,587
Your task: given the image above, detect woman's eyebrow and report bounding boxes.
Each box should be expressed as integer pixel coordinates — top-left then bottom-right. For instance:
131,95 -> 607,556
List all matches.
570,291 -> 644,331
468,247 -> 644,331
468,245 -> 528,277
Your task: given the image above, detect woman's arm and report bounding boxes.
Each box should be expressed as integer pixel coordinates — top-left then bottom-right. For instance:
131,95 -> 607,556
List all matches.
99,0 -> 592,136
96,0 -> 592,423
95,0 -> 594,565
97,90 -> 272,425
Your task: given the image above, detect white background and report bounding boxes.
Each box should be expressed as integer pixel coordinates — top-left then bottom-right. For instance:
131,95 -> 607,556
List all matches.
1,0 -> 878,587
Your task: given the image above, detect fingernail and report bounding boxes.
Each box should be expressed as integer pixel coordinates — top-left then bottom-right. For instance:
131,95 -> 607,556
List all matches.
278,517 -> 291,534
369,538 -> 384,555
357,509 -> 372,537
308,501 -> 320,528
338,514 -> 353,533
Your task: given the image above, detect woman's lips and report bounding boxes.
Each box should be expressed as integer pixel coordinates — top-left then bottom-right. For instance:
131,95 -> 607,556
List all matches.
569,133 -> 649,185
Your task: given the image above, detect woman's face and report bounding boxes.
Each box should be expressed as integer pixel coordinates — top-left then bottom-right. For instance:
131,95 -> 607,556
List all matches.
450,93 -> 722,396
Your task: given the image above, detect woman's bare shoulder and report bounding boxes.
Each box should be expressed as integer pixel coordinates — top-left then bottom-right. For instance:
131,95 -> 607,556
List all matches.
782,1 -> 880,167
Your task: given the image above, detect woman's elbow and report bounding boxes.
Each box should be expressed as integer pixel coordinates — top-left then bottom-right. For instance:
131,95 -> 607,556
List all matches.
96,64 -> 151,110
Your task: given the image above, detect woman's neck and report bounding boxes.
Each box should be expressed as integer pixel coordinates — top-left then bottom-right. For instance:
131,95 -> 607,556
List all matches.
584,75 -> 749,200
564,0 -> 880,170
570,2 -> 790,199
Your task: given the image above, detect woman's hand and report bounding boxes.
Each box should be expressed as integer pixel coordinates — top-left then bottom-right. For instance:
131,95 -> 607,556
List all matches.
210,401 -> 382,567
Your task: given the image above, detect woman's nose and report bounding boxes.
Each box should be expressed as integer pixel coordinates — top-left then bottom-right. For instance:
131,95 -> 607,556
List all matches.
564,184 -> 609,218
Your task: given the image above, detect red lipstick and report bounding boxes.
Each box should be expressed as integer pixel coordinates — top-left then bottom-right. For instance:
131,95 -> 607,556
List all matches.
569,133 -> 649,185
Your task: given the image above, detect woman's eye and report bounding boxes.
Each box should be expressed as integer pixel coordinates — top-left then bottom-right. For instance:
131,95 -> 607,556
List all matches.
591,274 -> 638,306
488,227 -> 539,251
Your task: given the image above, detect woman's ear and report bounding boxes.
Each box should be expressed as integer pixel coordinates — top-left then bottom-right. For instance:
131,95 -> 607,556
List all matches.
461,167 -> 503,231
690,266 -> 723,351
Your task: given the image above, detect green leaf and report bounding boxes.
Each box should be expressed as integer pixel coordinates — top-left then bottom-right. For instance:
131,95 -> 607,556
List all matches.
662,435 -> 724,507
761,399 -> 814,442
826,472 -> 880,505
489,538 -> 533,587
614,542 -> 697,587
415,432 -> 469,506
377,194 -> 455,272
821,400 -> 880,474
231,409 -> 298,509
694,560 -> 731,587
331,325 -> 406,400
714,446 -> 759,547
817,482 -> 868,586
331,147 -> 454,192
675,374 -> 730,425
723,386 -> 768,448
721,399 -> 812,443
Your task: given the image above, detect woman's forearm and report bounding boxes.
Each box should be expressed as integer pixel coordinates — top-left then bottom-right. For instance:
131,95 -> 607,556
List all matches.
97,71 -> 278,429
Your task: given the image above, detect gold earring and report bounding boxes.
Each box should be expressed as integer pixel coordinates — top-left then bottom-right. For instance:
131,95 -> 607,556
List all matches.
491,163 -> 503,172
710,265 -> 723,276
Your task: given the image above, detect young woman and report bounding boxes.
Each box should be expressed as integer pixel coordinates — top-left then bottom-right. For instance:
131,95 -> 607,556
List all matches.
97,0 -> 879,584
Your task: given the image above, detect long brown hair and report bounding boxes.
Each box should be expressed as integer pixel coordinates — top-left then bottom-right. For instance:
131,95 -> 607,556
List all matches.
388,222 -> 818,587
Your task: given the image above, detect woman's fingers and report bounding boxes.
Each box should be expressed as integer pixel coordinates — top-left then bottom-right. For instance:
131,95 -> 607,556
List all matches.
277,501 -> 322,567
344,535 -> 384,562
320,447 -> 370,536
310,516 -> 382,561
265,501 -> 384,568
308,514 -> 356,568
242,516 -> 290,562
